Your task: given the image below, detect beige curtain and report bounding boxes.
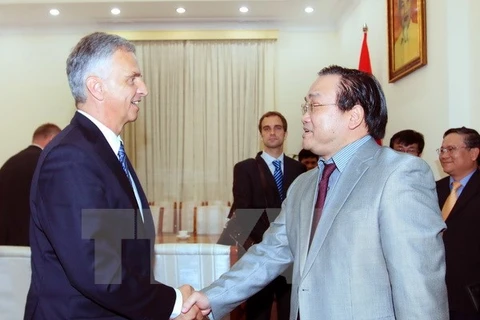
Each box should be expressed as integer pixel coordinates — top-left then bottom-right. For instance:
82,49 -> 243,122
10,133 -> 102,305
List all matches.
124,39 -> 276,204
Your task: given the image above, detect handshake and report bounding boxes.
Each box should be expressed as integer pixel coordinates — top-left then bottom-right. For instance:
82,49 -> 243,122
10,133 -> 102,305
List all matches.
175,285 -> 212,320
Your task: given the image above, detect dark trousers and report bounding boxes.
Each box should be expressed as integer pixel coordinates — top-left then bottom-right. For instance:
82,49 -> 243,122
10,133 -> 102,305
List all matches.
246,276 -> 291,320
450,310 -> 480,320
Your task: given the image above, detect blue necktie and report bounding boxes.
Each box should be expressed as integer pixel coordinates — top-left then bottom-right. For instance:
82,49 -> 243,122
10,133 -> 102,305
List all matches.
273,160 -> 284,201
118,143 -> 131,180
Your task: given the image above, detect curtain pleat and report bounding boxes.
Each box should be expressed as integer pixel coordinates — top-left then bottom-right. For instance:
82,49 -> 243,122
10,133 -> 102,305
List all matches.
125,39 -> 276,204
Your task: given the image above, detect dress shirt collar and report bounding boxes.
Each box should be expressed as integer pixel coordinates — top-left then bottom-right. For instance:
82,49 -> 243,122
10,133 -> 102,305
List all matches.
261,151 -> 285,165
319,135 -> 372,171
76,110 -> 123,157
449,168 -> 477,196
261,151 -> 285,174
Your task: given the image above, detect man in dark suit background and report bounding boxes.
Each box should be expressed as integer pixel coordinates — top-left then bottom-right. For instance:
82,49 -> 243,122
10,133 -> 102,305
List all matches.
436,126 -> 480,320
24,32 -> 201,320
230,111 -> 306,320
0,123 -> 60,246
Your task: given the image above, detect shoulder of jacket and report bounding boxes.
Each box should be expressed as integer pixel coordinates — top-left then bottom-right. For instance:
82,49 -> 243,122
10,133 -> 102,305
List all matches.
235,157 -> 257,168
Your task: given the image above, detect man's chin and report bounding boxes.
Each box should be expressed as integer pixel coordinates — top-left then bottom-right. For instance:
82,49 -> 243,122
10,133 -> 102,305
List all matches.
128,110 -> 139,122
302,137 -> 313,150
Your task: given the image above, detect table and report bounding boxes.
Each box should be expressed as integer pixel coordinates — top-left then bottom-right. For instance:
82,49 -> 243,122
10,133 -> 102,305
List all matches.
156,233 -> 221,244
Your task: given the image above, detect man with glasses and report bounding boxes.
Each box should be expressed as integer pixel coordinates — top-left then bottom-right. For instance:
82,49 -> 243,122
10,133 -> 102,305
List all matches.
436,126 -> 480,320
297,149 -> 319,171
389,129 -> 424,156
183,65 -> 448,320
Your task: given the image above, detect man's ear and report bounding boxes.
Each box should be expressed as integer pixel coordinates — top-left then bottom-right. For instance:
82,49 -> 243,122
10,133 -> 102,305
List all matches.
348,104 -> 365,130
470,147 -> 480,163
86,76 -> 104,101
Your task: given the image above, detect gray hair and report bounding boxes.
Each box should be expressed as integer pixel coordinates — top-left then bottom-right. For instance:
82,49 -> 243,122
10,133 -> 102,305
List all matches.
66,32 -> 136,104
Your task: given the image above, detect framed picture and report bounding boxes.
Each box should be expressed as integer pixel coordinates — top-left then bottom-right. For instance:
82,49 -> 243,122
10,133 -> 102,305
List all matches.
387,0 -> 427,82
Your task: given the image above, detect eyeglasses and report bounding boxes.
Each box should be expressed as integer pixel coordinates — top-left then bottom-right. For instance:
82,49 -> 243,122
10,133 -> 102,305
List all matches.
394,147 -> 419,155
301,102 -> 336,115
436,146 -> 470,155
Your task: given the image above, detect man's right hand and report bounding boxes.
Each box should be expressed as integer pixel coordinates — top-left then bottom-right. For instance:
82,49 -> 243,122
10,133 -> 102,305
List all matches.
182,291 -> 212,318
174,285 -> 204,320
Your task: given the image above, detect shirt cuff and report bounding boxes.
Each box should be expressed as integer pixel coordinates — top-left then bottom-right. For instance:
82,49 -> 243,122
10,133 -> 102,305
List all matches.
169,288 -> 182,319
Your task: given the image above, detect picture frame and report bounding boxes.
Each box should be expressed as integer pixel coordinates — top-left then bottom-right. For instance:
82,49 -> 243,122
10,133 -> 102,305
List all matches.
387,0 -> 427,82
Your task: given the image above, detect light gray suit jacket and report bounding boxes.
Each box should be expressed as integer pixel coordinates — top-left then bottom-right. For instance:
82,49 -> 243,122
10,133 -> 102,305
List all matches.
204,139 -> 449,320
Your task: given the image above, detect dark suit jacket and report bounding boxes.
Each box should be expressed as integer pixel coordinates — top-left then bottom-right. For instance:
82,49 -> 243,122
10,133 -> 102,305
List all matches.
24,113 -> 176,320
230,152 -> 306,243
0,145 -> 42,246
437,169 -> 480,314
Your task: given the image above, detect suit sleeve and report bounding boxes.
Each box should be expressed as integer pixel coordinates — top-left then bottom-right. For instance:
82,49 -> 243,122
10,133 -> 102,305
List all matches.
203,200 -> 294,319
231,162 -> 252,210
379,157 -> 448,319
33,145 -> 176,319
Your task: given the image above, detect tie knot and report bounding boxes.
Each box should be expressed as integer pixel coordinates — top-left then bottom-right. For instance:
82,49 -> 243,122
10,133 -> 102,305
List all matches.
273,160 -> 281,170
321,163 -> 336,180
452,181 -> 462,191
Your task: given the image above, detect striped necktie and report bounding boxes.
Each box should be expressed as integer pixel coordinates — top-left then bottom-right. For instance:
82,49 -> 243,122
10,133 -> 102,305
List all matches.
272,160 -> 284,201
118,142 -> 131,180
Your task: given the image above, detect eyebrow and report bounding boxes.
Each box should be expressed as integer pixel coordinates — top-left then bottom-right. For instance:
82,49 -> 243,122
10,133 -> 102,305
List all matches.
306,93 -> 322,100
128,71 -> 142,78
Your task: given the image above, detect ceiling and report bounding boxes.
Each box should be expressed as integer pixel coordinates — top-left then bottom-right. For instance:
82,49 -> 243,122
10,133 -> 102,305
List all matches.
0,0 -> 359,30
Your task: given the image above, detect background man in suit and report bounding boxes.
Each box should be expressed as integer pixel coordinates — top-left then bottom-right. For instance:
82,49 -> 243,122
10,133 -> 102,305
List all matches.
0,123 -> 60,246
183,65 -> 448,320
297,148 -> 319,170
389,129 -> 424,156
24,32 -> 201,320
436,127 -> 480,320
229,111 -> 305,320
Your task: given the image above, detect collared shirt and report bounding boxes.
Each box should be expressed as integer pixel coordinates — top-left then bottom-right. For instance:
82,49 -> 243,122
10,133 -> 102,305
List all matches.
261,151 -> 285,175
317,135 -> 372,205
76,110 -> 144,222
449,168 -> 477,197
76,111 -> 183,317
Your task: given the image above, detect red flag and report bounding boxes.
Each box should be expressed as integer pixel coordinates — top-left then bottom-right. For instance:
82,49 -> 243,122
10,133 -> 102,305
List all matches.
359,31 -> 372,74
358,29 -> 382,145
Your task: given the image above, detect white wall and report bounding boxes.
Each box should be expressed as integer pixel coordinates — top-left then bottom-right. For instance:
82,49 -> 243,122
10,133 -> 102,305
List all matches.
471,0 -> 480,131
276,30 -> 338,156
0,28 -> 340,165
336,0 -> 479,179
1,0 -> 479,180
0,31 -> 84,164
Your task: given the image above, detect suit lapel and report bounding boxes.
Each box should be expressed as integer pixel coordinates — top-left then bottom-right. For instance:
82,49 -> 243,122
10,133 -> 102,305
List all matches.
283,157 -> 301,191
302,139 -> 379,276
448,169 -> 480,219
72,113 -> 139,209
297,169 -> 320,275
256,153 -> 301,202
72,113 -> 156,240
255,153 -> 279,200
128,158 -> 155,238
436,178 -> 450,206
